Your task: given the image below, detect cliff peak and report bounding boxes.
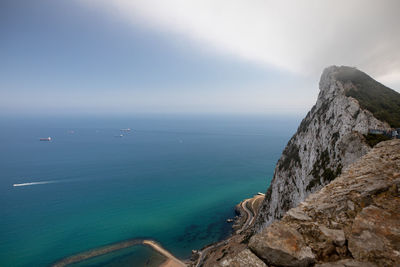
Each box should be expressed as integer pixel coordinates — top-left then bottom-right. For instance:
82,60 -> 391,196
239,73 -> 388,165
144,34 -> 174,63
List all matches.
321,65 -> 400,127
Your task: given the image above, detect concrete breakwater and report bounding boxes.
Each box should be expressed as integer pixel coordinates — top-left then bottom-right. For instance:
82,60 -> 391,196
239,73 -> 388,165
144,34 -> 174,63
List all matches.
51,238 -> 186,267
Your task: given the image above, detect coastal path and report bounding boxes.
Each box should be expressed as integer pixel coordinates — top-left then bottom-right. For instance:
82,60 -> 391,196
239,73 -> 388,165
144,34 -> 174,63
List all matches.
195,194 -> 265,267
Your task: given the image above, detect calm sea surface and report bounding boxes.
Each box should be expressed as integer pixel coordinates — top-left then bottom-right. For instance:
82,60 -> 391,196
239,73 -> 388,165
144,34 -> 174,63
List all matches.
0,115 -> 300,266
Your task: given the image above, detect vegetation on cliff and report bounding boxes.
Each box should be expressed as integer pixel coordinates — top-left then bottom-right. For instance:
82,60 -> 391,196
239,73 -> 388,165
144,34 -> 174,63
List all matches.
307,149 -> 342,191
335,66 -> 400,128
278,142 -> 301,171
363,133 -> 391,147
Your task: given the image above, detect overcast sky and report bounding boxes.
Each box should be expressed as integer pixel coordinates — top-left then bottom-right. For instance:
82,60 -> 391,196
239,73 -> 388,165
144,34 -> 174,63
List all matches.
1,0 -> 399,116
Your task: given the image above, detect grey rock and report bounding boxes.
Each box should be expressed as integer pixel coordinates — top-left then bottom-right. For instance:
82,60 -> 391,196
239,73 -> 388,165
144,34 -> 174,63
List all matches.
319,225 -> 346,246
219,249 -> 267,267
348,203 -> 400,264
347,200 -> 354,211
287,206 -> 312,221
315,259 -> 377,267
249,222 -> 315,267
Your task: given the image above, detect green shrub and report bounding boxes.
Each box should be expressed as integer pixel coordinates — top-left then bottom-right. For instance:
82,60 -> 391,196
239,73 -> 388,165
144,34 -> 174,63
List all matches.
306,150 -> 342,191
363,133 -> 391,147
279,143 -> 301,171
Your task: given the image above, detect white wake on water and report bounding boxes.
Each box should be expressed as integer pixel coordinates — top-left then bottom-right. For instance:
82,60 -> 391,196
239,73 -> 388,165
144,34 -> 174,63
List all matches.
13,180 -> 64,187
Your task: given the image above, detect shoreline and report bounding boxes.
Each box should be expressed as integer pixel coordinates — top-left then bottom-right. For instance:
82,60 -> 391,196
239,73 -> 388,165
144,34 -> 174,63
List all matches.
192,193 -> 264,267
51,193 -> 263,267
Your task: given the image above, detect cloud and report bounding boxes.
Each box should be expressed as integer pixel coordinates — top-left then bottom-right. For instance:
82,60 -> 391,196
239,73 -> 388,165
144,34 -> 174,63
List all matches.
82,0 -> 400,85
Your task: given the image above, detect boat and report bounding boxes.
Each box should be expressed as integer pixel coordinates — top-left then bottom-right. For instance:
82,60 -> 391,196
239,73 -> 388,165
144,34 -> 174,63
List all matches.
40,137 -> 52,141
120,128 -> 131,132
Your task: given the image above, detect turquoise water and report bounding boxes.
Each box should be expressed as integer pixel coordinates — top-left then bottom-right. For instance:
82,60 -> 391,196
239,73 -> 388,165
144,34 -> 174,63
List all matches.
0,115 -> 299,266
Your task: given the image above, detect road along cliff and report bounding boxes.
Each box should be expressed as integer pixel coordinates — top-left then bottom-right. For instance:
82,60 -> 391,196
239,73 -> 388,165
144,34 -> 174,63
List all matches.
190,194 -> 265,267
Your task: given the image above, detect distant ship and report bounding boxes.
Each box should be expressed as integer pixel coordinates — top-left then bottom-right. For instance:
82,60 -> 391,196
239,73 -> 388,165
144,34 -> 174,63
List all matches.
114,134 -> 123,138
120,128 -> 131,132
40,137 -> 52,141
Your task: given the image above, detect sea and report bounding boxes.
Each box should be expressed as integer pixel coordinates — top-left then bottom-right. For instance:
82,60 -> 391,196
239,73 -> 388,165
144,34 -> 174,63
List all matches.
0,114 -> 300,267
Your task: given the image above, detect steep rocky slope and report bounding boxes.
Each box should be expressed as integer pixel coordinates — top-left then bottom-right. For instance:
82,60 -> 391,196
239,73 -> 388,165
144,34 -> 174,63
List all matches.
254,66 -> 393,230
248,139 -> 400,267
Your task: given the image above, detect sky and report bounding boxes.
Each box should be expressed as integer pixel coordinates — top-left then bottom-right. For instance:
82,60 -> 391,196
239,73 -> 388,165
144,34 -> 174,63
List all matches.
1,0 -> 399,116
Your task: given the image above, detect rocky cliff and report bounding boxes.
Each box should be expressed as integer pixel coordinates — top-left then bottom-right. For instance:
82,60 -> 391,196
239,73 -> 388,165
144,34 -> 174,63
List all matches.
248,139 -> 400,267
208,139 -> 400,267
254,66 -> 393,230
193,66 -> 400,267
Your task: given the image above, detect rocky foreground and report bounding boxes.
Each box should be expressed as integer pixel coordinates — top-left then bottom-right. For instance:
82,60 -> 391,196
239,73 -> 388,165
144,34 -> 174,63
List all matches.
216,139 -> 400,267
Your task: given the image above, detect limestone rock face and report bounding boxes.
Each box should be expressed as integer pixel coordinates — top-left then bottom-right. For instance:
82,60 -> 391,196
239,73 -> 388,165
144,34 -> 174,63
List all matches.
249,222 -> 315,267
348,200 -> 400,265
315,259 -> 377,267
249,139 -> 400,267
318,226 -> 345,247
219,249 -> 267,267
255,66 -> 390,231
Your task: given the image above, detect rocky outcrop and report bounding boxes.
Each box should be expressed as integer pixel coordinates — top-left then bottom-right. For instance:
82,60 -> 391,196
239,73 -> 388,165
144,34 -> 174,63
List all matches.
254,66 -> 391,230
219,249 -> 267,267
249,222 -> 315,266
315,259 -> 377,267
249,139 -> 400,266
